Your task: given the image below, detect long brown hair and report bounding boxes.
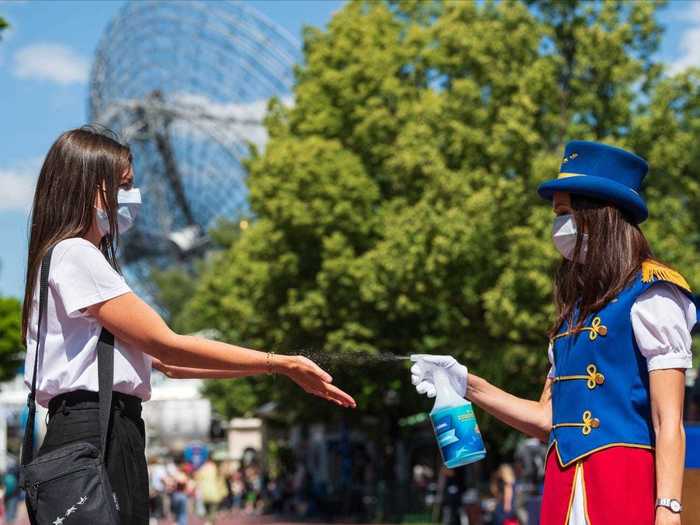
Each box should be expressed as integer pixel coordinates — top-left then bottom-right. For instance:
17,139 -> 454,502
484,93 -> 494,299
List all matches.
21,126 -> 132,342
548,195 -> 655,338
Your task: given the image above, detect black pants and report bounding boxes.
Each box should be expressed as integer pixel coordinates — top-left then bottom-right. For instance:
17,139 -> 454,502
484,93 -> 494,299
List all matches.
39,390 -> 150,524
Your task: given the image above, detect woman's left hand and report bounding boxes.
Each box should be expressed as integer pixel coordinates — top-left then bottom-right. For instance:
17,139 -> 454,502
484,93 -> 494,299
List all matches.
280,355 -> 357,408
655,507 -> 682,525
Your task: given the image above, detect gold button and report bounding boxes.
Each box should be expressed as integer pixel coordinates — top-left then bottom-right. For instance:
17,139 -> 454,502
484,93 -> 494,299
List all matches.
595,373 -> 605,385
590,418 -> 601,429
597,326 -> 608,336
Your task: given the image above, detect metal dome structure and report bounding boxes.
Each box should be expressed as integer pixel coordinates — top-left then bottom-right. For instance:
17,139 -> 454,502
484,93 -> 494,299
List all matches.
88,0 -> 300,287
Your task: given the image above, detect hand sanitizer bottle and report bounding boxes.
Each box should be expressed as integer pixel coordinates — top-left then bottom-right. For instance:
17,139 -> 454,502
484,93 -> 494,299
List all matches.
429,366 -> 486,468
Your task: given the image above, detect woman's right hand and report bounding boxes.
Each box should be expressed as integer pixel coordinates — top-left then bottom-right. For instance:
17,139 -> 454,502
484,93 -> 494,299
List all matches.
410,354 -> 469,398
278,355 -> 356,408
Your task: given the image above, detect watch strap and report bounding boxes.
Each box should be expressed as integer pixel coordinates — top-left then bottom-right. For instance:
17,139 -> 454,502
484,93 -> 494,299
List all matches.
656,498 -> 682,513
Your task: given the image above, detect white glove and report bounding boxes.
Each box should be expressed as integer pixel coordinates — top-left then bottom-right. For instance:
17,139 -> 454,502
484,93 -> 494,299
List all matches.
410,354 -> 468,398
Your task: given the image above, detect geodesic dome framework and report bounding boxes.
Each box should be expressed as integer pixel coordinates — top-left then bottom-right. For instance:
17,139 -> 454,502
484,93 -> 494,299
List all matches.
89,0 -> 300,273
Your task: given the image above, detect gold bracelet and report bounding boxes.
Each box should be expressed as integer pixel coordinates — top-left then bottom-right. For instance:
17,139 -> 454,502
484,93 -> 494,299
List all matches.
266,351 -> 275,375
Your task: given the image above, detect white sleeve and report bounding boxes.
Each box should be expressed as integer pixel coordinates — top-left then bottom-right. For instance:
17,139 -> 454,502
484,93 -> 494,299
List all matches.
631,283 -> 696,372
547,341 -> 555,378
51,241 -> 132,318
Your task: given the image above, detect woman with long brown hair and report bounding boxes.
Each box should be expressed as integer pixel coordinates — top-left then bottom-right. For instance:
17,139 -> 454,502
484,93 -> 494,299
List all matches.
411,141 -> 698,525
22,126 -> 355,524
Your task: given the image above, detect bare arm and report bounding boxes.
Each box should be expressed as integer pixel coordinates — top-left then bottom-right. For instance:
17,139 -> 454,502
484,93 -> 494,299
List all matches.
466,373 -> 552,442
152,357 -> 260,380
88,292 -> 356,408
90,292 -> 274,371
650,368 -> 685,523
503,481 -> 514,513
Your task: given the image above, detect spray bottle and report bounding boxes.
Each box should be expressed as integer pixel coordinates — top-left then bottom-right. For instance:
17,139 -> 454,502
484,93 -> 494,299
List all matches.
429,366 -> 486,468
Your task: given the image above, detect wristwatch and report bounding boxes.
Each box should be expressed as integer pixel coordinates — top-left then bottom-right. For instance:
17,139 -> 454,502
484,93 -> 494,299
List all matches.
656,498 -> 682,513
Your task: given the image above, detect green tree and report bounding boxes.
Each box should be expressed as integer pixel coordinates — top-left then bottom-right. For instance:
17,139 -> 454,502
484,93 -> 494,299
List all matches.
0,17 -> 9,40
0,297 -> 23,382
151,267 -> 199,324
180,0 -> 699,458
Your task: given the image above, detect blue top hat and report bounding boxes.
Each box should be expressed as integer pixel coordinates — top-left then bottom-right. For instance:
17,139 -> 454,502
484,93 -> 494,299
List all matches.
537,141 -> 649,223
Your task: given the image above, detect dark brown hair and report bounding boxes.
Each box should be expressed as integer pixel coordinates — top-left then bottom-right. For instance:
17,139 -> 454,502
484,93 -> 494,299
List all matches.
21,126 -> 132,342
548,195 -> 655,338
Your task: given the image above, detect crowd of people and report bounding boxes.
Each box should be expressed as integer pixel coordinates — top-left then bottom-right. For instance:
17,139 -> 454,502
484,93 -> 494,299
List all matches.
432,437 -> 547,525
146,452 -> 349,524
148,456 -> 270,524
0,452 -> 297,525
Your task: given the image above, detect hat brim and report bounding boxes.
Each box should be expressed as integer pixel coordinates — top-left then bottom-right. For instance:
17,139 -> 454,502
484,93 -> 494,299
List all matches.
537,175 -> 648,223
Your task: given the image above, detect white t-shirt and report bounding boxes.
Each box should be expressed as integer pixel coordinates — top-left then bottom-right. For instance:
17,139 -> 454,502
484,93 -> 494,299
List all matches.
24,238 -> 152,407
547,282 -> 696,377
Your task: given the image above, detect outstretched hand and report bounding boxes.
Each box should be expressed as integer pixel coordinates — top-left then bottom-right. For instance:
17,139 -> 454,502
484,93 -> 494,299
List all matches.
282,355 -> 356,408
410,354 -> 468,398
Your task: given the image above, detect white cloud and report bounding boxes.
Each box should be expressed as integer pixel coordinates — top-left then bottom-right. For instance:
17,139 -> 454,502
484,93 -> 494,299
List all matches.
0,158 -> 41,212
13,43 -> 89,85
168,92 -> 295,151
669,3 -> 700,74
97,92 -> 294,153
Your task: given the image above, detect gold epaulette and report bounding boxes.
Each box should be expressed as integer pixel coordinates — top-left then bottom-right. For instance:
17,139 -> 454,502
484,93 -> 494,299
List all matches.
641,259 -> 691,292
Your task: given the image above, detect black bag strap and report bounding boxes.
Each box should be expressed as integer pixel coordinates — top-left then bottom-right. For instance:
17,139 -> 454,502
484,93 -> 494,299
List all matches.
21,246 -> 115,466
97,327 -> 114,457
21,247 -> 53,466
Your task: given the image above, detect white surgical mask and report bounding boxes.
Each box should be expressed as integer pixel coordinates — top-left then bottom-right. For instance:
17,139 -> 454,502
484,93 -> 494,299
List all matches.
552,214 -> 588,262
96,187 -> 142,237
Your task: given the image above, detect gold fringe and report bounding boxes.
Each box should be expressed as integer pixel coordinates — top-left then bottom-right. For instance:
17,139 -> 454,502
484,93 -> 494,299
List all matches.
641,259 -> 691,292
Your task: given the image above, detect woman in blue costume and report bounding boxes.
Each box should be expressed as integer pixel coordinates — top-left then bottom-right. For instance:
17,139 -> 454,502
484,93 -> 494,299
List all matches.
412,141 -> 699,525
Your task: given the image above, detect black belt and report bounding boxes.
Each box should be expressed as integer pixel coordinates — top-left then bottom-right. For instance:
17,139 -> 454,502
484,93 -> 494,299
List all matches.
48,389 -> 142,419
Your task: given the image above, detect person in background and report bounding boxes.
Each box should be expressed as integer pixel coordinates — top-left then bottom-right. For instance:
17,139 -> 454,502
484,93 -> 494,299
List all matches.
148,455 -> 167,521
227,469 -> 245,510
439,466 -> 465,525
170,471 -> 191,525
218,460 -> 235,512
491,464 -> 518,525
195,457 -> 227,523
246,462 -> 266,514
292,461 -> 312,517
513,437 -> 547,525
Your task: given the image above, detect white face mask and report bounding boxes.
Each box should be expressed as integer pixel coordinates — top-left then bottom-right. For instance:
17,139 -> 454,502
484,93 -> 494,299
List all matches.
96,187 -> 142,237
552,214 -> 588,262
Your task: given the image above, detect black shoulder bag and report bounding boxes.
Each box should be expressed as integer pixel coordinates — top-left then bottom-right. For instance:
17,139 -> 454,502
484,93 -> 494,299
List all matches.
20,247 -> 120,524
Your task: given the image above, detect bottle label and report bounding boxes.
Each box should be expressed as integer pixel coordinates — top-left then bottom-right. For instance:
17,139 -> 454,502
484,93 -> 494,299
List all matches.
430,404 -> 486,467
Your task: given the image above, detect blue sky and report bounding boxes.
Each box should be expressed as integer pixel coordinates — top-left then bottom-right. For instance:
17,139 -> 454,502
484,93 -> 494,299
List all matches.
0,0 -> 698,300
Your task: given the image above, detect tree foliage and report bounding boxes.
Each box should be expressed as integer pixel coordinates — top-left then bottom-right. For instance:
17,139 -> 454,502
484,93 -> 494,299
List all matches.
0,17 -> 8,40
0,297 -> 23,382
178,0 -> 699,455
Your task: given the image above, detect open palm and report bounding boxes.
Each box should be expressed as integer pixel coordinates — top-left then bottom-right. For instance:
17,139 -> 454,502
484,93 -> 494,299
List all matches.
284,355 -> 356,408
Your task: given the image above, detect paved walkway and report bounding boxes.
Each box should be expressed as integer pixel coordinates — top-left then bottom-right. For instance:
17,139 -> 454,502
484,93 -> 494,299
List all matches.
157,513 -> 364,525
11,509 -> 364,525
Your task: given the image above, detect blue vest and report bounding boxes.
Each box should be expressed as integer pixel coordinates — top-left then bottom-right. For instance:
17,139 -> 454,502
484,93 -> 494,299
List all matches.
548,261 -> 699,467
